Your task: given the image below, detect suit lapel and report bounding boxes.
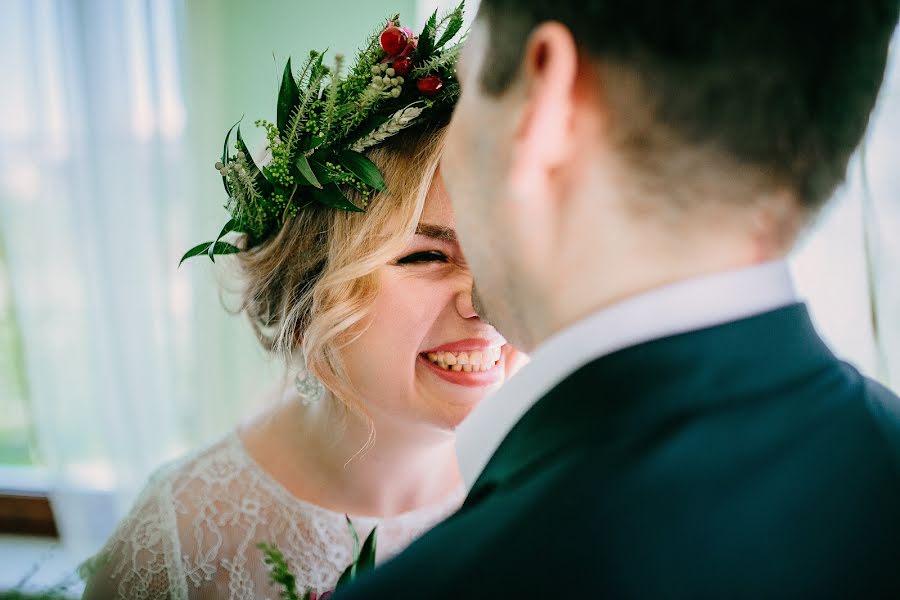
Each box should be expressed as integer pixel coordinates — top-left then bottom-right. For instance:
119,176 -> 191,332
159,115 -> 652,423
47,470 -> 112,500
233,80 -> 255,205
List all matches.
465,303 -> 836,508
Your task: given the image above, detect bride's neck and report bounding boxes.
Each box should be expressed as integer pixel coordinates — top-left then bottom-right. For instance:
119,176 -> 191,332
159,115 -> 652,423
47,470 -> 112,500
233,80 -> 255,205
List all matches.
249,388 -> 462,518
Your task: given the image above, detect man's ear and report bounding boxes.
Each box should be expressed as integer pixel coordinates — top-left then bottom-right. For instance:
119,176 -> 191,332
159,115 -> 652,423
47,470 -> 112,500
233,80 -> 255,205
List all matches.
508,22 -> 580,192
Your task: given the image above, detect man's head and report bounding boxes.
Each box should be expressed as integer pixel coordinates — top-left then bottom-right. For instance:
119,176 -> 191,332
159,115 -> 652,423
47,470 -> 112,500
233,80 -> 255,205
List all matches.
442,0 -> 898,350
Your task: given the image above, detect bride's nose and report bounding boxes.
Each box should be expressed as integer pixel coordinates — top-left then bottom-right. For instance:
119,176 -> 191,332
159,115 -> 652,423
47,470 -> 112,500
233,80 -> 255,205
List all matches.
455,279 -> 479,320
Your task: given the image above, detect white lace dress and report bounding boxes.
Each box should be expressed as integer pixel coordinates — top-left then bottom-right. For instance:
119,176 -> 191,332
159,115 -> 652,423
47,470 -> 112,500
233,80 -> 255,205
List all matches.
81,431 -> 465,600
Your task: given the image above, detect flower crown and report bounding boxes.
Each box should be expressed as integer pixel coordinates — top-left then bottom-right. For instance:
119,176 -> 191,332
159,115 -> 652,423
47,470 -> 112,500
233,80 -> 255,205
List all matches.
181,3 -> 466,265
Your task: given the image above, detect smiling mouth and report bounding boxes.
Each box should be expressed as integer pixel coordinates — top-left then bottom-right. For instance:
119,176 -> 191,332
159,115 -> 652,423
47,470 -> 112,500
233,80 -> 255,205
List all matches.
422,347 -> 502,372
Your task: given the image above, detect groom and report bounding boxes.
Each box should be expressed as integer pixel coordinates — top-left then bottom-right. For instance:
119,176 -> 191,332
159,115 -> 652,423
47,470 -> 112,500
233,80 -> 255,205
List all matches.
338,1 -> 900,597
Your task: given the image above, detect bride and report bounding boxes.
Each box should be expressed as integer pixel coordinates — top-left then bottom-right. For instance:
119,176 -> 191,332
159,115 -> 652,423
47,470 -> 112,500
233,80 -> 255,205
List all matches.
82,7 -> 517,599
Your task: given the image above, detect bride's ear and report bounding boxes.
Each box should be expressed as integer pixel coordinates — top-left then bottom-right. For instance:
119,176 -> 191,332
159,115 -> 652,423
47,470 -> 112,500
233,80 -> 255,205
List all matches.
508,22 -> 579,193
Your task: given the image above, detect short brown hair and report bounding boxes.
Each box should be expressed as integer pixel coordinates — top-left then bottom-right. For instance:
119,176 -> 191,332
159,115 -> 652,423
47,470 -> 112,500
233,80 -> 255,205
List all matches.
477,0 -> 899,212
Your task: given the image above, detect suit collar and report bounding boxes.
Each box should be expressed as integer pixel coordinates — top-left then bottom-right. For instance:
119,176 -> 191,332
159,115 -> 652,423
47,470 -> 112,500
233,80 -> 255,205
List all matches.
458,260 -> 798,488
466,304 -> 837,506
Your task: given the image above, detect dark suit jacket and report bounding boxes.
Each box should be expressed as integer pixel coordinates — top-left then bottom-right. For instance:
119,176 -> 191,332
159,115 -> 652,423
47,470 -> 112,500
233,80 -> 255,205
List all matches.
335,305 -> 900,598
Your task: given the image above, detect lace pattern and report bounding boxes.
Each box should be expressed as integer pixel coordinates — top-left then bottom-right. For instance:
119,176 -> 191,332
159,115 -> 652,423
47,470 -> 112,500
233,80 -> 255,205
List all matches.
82,432 -> 464,600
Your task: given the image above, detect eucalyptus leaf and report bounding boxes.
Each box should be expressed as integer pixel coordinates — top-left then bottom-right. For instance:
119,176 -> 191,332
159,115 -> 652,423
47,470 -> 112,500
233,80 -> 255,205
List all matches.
295,154 -> 322,188
311,184 -> 365,212
338,150 -> 386,191
277,57 -> 301,133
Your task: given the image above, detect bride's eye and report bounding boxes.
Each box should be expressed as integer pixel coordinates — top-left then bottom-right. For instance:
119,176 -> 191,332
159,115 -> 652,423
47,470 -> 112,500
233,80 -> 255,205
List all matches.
396,250 -> 449,265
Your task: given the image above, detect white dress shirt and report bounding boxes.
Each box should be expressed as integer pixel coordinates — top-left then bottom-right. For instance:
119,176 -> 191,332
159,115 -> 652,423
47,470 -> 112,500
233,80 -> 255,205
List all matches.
456,260 -> 799,489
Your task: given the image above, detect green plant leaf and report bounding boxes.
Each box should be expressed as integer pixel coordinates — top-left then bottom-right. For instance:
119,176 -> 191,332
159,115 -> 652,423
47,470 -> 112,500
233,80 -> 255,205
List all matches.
417,9 -> 439,61
207,218 -> 238,260
335,560 -> 356,589
308,50 -> 328,89
310,160 -> 338,185
257,542 -> 301,600
221,117 -> 242,194
434,1 -> 465,50
346,515 -> 360,560
338,150 -> 386,191
357,526 -> 378,574
236,128 -> 259,176
207,241 -> 242,263
335,515 -> 361,589
295,154 -> 322,188
222,118 -> 241,165
305,134 -> 326,153
277,57 -> 301,133
310,184 -> 365,212
180,242 -> 213,267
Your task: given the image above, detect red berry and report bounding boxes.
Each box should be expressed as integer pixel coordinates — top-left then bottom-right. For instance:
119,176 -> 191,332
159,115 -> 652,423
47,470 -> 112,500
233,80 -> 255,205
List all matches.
392,57 -> 413,76
380,26 -> 408,57
417,75 -> 443,96
396,42 -> 415,60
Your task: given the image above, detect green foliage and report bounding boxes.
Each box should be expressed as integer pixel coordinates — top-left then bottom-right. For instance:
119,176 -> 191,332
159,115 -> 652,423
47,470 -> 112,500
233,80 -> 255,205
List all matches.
183,2 -> 466,265
260,518 -> 379,600
417,9 -> 439,62
258,543 -> 301,600
434,1 -> 466,51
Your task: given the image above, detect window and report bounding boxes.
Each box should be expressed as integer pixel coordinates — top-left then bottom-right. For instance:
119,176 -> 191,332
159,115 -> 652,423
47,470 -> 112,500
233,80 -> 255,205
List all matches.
0,234 -> 35,467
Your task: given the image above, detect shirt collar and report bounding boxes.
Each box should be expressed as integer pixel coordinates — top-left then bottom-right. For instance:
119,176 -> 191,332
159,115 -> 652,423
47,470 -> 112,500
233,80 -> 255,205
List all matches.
456,259 -> 798,489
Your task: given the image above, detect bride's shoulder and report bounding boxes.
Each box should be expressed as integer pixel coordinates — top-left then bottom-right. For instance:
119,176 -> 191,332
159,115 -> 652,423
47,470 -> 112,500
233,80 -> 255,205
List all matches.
164,431 -> 251,492
80,432 -> 271,600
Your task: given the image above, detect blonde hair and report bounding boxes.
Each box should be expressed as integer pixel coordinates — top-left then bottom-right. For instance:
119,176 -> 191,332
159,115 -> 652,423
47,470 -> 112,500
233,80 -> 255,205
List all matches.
236,125 -> 447,421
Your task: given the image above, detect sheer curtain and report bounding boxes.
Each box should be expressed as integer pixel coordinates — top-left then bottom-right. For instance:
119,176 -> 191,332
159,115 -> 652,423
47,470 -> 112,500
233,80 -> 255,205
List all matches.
791,32 -> 900,389
0,0 -> 272,560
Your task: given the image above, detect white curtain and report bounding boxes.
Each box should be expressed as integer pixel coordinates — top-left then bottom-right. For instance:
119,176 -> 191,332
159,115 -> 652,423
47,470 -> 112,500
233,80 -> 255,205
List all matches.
0,0 -> 272,560
791,32 -> 900,389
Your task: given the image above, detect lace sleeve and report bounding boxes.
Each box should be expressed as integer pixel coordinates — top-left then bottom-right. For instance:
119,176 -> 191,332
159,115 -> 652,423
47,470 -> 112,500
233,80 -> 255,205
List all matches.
80,468 -> 187,600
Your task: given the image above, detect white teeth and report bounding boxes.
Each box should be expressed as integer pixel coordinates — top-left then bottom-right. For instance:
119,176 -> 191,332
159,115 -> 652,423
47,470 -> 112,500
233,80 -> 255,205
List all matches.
424,346 -> 504,372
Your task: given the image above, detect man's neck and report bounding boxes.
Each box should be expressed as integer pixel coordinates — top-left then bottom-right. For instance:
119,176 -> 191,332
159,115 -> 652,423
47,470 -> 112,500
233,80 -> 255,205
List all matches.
525,207 -> 787,351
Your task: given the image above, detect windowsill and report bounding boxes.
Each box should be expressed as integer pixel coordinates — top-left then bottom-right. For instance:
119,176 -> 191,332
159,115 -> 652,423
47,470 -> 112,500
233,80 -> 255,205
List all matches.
0,465 -> 57,538
0,465 -> 52,496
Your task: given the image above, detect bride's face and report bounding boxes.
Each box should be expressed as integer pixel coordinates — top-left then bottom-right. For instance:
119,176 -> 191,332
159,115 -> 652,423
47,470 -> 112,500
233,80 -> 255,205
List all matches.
341,173 -> 518,431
